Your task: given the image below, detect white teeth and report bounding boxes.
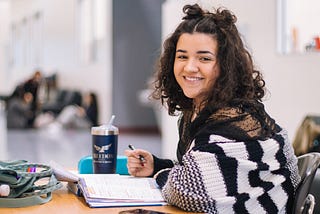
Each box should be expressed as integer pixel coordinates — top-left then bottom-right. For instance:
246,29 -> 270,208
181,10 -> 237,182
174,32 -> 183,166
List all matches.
185,76 -> 202,81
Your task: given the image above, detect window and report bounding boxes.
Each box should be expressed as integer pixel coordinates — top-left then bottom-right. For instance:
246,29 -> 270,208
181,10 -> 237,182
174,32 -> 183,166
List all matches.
10,11 -> 43,67
277,0 -> 320,54
77,0 -> 106,64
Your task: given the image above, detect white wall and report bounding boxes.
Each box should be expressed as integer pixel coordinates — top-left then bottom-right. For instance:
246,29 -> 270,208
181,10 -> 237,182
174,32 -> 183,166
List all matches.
161,0 -> 320,159
0,1 -> 10,93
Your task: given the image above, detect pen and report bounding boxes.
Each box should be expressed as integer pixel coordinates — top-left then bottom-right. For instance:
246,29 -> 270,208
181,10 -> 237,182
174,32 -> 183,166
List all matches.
27,166 -> 36,173
128,144 -> 145,162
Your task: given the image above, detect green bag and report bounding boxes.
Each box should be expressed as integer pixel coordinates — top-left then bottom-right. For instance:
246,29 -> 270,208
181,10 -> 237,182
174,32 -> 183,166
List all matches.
0,160 -> 62,208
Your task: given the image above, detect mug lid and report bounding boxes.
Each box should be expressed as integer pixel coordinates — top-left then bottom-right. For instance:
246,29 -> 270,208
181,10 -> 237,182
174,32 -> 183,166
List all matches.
91,125 -> 119,135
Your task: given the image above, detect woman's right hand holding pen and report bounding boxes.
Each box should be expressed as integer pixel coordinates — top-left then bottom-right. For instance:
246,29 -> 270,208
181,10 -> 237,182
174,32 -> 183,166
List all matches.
125,147 -> 154,177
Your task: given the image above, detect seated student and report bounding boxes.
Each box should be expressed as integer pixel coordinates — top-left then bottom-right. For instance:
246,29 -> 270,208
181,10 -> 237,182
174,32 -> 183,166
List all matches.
3,70 -> 43,127
125,4 -> 300,213
23,70 -> 43,112
7,92 -> 34,129
35,92 -> 98,129
20,70 -> 43,124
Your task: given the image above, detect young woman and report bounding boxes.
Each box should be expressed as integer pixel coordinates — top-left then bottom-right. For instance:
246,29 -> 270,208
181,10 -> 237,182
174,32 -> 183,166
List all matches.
125,4 -> 300,213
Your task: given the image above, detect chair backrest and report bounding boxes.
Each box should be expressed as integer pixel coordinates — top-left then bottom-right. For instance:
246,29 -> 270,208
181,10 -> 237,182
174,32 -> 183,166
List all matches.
61,90 -> 82,107
293,152 -> 320,213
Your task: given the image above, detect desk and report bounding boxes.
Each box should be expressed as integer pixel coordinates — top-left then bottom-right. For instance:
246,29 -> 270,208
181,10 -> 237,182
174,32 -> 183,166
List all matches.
0,183 -> 195,214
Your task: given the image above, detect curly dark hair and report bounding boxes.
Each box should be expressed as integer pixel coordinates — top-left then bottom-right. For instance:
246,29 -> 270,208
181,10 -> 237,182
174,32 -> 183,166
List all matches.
152,4 -> 266,116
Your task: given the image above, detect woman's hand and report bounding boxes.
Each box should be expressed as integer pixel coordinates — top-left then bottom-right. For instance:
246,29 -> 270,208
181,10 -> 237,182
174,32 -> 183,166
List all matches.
124,149 -> 154,177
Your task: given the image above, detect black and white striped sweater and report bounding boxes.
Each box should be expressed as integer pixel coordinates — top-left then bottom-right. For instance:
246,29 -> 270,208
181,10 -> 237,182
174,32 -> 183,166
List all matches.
154,103 -> 300,213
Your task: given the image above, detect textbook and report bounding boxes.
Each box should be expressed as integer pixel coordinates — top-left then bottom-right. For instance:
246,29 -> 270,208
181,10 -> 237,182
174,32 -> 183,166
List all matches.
78,174 -> 167,208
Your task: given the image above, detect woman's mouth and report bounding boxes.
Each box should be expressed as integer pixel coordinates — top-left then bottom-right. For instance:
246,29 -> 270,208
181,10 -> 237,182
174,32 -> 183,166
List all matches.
184,76 -> 203,81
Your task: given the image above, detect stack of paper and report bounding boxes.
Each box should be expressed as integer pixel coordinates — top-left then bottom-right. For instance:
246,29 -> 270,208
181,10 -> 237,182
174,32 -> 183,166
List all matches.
78,174 -> 167,208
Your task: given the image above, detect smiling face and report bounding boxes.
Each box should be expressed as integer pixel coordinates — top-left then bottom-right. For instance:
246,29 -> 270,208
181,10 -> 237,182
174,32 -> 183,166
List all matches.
174,33 -> 220,107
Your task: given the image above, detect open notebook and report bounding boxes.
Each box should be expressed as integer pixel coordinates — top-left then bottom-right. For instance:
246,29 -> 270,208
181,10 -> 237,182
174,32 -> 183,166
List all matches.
50,160 -> 166,208
78,174 -> 167,208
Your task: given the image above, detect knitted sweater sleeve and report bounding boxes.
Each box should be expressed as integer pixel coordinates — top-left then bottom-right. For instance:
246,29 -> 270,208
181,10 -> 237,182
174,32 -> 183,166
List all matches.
152,155 -> 174,177
155,129 -> 300,213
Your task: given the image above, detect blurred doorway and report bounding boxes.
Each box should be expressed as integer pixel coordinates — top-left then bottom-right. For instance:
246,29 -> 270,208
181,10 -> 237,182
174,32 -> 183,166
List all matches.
112,0 -> 164,133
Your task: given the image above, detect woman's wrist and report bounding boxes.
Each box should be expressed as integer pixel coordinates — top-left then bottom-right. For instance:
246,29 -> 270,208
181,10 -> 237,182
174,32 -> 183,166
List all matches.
151,155 -> 174,176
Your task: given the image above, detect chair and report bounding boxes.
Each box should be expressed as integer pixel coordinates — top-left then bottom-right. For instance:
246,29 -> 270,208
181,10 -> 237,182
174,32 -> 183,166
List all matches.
293,152 -> 320,214
41,89 -> 82,115
309,169 -> 320,213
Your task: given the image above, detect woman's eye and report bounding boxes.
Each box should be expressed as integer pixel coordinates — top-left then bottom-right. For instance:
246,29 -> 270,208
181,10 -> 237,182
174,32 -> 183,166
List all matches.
176,55 -> 187,59
199,56 -> 212,61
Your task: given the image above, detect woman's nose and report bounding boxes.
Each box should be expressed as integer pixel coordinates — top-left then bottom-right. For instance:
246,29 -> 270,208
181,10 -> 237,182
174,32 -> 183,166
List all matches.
184,59 -> 199,73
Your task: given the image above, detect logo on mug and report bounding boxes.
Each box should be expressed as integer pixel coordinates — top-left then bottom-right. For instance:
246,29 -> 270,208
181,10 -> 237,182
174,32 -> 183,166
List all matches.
94,144 -> 112,153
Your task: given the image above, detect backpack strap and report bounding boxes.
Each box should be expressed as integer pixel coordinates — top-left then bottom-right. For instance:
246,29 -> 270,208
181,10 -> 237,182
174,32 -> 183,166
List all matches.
0,160 -> 27,167
0,191 -> 53,208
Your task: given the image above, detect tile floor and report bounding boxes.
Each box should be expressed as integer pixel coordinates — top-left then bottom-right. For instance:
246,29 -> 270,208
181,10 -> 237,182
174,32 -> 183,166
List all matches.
2,128 -> 161,168
0,104 -> 161,168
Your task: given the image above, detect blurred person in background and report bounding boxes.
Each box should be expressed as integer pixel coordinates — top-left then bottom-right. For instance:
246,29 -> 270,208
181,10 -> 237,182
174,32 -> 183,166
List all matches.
7,92 -> 34,129
22,70 -> 43,126
35,92 -> 98,130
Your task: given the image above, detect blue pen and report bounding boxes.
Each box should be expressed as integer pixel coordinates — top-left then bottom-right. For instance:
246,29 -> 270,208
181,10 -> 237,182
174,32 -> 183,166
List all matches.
128,144 -> 145,162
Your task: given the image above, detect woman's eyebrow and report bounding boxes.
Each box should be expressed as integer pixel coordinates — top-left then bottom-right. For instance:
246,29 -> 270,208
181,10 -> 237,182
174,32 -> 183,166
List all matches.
176,49 -> 186,53
176,49 -> 215,56
197,50 -> 215,56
